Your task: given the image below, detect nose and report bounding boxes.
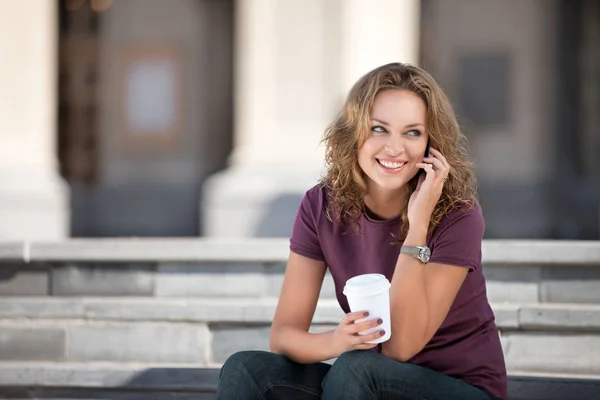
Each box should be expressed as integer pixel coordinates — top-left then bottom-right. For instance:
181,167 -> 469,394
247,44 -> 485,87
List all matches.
385,132 -> 404,156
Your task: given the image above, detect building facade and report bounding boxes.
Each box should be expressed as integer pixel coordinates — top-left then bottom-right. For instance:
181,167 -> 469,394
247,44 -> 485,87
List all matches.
0,0 -> 598,241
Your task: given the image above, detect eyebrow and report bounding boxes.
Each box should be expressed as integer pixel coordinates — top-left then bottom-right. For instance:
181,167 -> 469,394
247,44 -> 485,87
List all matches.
371,118 -> 424,129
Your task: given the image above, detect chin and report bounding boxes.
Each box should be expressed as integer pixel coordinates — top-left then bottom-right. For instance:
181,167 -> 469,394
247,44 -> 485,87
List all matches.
371,178 -> 409,192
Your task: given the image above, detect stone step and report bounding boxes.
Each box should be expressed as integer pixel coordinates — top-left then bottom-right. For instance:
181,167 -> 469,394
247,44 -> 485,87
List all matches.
1,297 -> 600,330
0,363 -> 599,400
2,239 -> 600,303
1,298 -> 600,376
3,263 -> 600,303
3,238 -> 600,264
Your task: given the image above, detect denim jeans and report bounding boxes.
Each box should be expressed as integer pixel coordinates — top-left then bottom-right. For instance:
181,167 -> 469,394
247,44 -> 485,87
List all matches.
217,350 -> 498,400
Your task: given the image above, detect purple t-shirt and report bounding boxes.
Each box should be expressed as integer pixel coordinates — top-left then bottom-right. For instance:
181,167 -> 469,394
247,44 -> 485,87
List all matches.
289,184 -> 507,400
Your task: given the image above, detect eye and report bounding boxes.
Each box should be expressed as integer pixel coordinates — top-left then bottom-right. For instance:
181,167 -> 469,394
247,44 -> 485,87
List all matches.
406,129 -> 422,137
371,125 -> 387,134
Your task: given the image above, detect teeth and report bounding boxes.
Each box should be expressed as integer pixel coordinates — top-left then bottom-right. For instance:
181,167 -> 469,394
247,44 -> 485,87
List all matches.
379,160 -> 405,169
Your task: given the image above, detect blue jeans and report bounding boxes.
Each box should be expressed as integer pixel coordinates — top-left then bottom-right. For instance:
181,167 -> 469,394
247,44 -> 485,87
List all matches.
217,350 -> 498,400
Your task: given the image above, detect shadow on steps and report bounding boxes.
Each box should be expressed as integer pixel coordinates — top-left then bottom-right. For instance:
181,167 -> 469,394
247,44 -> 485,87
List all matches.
1,368 -> 599,400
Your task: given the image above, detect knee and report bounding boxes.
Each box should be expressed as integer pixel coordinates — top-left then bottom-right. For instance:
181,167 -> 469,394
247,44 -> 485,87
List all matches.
219,350 -> 265,381
325,351 -> 378,384
322,351 -> 380,397
333,350 -> 378,372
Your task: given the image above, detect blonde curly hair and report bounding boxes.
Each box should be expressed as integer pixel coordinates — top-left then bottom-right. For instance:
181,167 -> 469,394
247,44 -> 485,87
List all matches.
322,62 -> 478,239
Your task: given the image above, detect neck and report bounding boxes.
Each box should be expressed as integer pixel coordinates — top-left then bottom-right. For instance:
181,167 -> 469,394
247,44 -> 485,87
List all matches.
364,183 -> 408,220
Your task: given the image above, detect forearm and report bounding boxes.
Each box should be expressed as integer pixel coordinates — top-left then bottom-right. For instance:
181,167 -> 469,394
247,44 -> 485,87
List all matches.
270,325 -> 338,364
383,226 -> 431,360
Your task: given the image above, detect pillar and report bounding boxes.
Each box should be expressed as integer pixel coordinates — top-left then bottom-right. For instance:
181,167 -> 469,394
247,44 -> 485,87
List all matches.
0,0 -> 69,240
202,0 -> 420,238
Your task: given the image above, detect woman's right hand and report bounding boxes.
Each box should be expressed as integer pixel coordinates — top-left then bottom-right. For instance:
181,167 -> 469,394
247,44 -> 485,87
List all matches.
330,311 -> 385,357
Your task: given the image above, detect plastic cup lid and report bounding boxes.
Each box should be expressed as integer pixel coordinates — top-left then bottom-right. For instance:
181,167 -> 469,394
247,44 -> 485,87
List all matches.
343,273 -> 391,297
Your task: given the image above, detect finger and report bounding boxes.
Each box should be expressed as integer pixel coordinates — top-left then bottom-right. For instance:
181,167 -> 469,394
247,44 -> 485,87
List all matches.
428,148 -> 450,169
343,311 -> 370,324
423,156 -> 445,172
359,329 -> 386,344
425,149 -> 450,174
349,318 -> 383,334
415,163 -> 436,180
351,333 -> 366,346
416,172 -> 426,188
353,343 -> 379,350
423,157 -> 449,182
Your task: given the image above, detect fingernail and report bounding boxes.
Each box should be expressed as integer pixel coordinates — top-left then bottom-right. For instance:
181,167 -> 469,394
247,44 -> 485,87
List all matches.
380,330 -> 386,336
363,312 -> 370,317
377,319 -> 383,324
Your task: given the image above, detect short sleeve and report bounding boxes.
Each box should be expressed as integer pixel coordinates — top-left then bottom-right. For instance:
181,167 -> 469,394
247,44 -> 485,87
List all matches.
289,190 -> 326,261
428,205 -> 485,271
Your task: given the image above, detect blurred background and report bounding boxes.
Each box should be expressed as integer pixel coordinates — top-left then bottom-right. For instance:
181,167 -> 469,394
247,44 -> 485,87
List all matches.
1,2 -> 599,399
0,0 -> 599,241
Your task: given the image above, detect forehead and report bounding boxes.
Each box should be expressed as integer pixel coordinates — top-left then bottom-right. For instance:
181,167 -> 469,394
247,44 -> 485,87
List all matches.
371,89 -> 426,124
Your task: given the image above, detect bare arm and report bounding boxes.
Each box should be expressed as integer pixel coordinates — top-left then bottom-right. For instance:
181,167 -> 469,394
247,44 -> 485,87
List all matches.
269,251 -> 336,363
382,147 -> 473,361
381,227 -> 468,361
270,251 -> 383,363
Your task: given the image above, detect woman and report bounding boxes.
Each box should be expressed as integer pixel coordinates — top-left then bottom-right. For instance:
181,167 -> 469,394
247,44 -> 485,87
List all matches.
217,63 -> 507,400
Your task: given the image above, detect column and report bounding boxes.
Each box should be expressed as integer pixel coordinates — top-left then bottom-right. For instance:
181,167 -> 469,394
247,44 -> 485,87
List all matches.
340,0 -> 420,92
201,0 -> 420,238
0,1 -> 69,240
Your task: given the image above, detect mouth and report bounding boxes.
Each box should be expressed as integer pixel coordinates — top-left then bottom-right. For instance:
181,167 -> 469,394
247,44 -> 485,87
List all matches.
376,158 -> 406,171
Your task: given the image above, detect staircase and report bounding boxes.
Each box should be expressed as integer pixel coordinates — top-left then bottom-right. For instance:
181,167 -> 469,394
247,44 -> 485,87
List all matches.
1,239 -> 600,399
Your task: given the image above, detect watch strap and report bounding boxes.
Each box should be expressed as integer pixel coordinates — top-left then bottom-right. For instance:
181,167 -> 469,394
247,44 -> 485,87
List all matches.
400,246 -> 422,258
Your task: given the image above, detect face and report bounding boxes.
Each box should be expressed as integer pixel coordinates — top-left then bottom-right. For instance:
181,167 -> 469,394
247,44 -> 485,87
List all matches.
358,89 -> 428,194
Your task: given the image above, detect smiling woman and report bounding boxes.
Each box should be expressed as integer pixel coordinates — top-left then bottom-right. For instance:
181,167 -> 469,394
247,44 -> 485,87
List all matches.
359,90 -> 428,216
217,63 -> 506,400
322,63 -> 478,239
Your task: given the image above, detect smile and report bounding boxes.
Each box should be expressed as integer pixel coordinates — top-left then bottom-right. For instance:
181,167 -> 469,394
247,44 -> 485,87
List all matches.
376,159 -> 406,170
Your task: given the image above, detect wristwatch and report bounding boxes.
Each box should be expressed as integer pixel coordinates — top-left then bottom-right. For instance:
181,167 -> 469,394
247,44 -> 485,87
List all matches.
400,245 -> 431,263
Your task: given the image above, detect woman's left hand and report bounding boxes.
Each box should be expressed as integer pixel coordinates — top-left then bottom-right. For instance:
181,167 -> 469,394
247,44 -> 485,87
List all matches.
407,148 -> 451,229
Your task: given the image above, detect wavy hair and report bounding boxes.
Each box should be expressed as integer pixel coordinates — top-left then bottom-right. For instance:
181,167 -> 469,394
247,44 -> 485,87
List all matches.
321,62 -> 478,239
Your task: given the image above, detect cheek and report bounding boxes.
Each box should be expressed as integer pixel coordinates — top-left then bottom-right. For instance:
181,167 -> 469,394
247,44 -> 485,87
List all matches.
407,144 -> 427,160
358,145 -> 378,171
358,138 -> 379,158
357,141 -> 368,158
357,148 -> 369,169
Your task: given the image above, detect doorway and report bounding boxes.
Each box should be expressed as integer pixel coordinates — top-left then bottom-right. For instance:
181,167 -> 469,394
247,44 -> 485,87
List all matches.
58,0 -> 234,237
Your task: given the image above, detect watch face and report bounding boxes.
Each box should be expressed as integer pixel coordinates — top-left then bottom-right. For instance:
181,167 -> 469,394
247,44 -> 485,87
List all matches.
420,246 -> 431,263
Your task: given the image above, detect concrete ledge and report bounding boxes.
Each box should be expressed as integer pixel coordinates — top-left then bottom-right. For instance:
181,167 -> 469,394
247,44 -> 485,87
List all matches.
0,364 -> 599,400
482,240 -> 600,265
0,243 -> 24,262
3,263 -> 600,302
0,297 -> 338,324
2,298 -> 599,331
2,299 -> 600,371
502,333 -> 600,375
507,373 -> 600,400
0,320 -> 210,364
0,388 -> 217,400
0,239 -> 599,265
29,239 -> 290,263
0,363 -> 219,391
520,304 -> 600,330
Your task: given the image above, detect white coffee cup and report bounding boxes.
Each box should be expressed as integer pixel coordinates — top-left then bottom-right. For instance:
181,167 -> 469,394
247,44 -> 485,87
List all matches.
342,273 -> 392,344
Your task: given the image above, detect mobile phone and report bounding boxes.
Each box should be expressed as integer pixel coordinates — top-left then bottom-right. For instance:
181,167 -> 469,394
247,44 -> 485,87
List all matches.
415,140 -> 431,180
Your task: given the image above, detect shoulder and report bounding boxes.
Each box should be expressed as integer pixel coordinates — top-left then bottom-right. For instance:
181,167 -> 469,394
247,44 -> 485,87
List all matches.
300,182 -> 330,217
290,183 -> 331,261
434,202 -> 485,238
304,182 -> 327,203
428,202 -> 484,269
